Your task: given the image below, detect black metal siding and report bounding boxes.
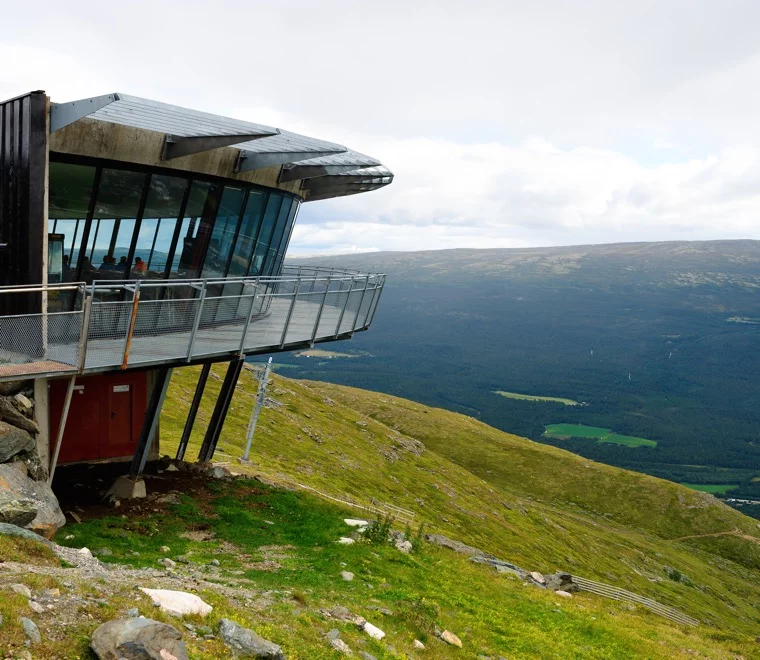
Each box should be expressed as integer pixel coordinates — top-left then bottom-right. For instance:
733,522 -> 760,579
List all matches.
0,91 -> 47,313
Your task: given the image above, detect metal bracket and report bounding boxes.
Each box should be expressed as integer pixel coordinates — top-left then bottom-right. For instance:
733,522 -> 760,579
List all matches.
162,131 -> 278,160
49,93 -> 119,133
234,148 -> 347,173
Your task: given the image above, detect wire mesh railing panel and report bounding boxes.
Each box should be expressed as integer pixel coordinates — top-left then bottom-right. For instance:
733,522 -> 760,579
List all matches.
190,296 -> 249,357
85,301 -> 133,369
353,281 -> 376,330
128,298 -> 200,364
44,312 -> 83,367
314,290 -> 348,339
338,286 -> 364,335
242,295 -> 289,350
0,312 -> 80,378
283,292 -> 324,345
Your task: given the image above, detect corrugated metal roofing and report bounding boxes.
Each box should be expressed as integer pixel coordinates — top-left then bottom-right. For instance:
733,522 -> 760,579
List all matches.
48,91 -> 393,201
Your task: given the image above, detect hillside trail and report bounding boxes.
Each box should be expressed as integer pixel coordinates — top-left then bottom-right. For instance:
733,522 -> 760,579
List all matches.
670,528 -> 760,544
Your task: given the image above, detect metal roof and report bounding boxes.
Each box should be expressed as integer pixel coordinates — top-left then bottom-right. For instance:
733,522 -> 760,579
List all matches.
48,92 -> 393,201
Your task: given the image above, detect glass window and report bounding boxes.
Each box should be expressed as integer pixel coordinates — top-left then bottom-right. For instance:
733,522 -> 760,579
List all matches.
135,175 -> 190,278
201,186 -> 245,279
262,198 -> 296,276
48,162 -> 96,281
249,193 -> 283,276
175,181 -> 220,279
84,168 -> 147,281
272,200 -> 299,276
227,190 -> 266,277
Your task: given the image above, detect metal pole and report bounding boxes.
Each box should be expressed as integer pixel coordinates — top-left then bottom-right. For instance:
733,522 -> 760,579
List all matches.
334,277 -> 355,338
366,275 -> 386,327
198,357 -> 244,463
77,293 -> 92,372
186,283 -> 206,361
241,357 -> 272,462
48,375 -> 76,484
130,367 -> 173,478
279,279 -> 301,348
238,286 -> 258,354
176,362 -> 211,461
309,277 -> 332,346
349,276 -> 370,337
121,281 -> 140,370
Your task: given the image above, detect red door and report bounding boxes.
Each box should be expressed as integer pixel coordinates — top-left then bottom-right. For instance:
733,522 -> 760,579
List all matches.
49,372 -> 147,464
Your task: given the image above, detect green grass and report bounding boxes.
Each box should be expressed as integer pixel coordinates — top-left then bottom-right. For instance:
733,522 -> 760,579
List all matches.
682,484 -> 739,495
140,365 -> 760,654
544,423 -> 657,447
53,478 -> 759,659
494,390 -> 579,405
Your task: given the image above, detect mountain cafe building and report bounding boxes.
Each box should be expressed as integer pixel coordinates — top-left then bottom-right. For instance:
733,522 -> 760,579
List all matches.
0,90 -> 391,495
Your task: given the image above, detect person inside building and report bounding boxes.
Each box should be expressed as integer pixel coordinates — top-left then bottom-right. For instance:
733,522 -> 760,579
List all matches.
131,257 -> 147,277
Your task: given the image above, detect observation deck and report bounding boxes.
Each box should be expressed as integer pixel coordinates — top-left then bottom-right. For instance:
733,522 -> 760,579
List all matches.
0,266 -> 384,382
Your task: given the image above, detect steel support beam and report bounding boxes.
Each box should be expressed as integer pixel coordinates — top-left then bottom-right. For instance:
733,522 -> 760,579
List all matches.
235,149 -> 346,172
162,132 -> 277,160
49,94 -> 119,132
176,362 -> 211,461
198,357 -> 245,463
48,375 -> 76,484
278,163 -> 378,183
129,367 -> 173,478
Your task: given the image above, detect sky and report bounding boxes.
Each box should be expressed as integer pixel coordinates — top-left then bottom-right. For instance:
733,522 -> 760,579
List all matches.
3,0 -> 760,255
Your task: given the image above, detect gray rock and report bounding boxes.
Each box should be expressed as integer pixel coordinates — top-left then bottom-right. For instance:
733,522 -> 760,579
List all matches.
425,533 -> 493,558
341,571 -> 354,581
11,584 -> 32,598
126,608 -> 139,618
158,558 -> 176,569
329,637 -> 353,655
13,393 -> 33,414
544,572 -> 579,593
28,600 -> 44,614
0,421 -> 35,463
395,539 -> 413,554
196,625 -> 213,636
94,548 -> 113,557
0,380 -> 27,397
90,617 -> 188,659
325,629 -> 341,641
20,617 -> 40,644
359,653 -> 377,660
0,464 -> 65,539
209,558 -> 220,567
0,398 -> 39,435
217,618 -> 285,659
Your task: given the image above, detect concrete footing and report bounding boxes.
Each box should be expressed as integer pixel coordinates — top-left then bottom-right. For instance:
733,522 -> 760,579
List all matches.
107,475 -> 147,499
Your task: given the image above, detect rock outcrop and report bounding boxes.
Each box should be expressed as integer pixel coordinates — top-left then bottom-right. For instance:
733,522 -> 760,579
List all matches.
217,618 -> 285,659
90,617 -> 189,660
0,464 -> 65,538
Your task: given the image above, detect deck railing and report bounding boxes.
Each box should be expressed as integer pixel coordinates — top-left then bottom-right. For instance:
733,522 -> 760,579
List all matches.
0,267 -> 385,381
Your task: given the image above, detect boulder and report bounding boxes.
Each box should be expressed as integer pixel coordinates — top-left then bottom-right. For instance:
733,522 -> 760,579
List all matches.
139,588 -> 212,617
217,618 -> 285,659
0,465 -> 65,538
90,617 -> 189,660
329,638 -> 353,655
441,630 -> 462,647
0,381 -> 27,397
543,572 -> 579,593
0,522 -> 53,547
15,449 -> 48,482
341,571 -> 354,581
360,621 -> 385,640
20,617 -> 41,644
0,397 -> 39,435
0,421 -> 35,463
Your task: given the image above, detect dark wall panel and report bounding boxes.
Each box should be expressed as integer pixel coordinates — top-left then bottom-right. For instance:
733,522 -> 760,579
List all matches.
0,91 -> 47,312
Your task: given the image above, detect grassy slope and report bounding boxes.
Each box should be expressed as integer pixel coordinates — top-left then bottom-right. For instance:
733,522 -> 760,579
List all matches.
158,366 -> 760,648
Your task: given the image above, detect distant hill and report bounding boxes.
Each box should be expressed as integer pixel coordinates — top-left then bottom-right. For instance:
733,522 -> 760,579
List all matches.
275,241 -> 760,502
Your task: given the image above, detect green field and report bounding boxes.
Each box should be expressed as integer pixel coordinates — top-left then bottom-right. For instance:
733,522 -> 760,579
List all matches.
682,483 -> 739,494
544,423 -> 657,448
495,390 -> 579,405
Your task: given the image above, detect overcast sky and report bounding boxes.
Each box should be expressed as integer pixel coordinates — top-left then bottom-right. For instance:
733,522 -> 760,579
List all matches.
3,0 -> 760,254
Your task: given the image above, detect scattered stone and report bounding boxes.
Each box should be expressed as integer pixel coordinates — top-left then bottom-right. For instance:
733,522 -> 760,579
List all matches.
555,590 -> 573,598
395,539 -> 413,554
344,519 -> 369,527
126,608 -> 139,618
360,621 -> 385,640
529,571 -> 546,585
337,537 -> 355,545
414,639 -> 425,649
0,464 -> 65,537
441,630 -> 463,647
78,547 -> 93,557
44,588 -> 60,598
157,493 -> 181,505
341,571 -> 354,581
175,555 -> 190,564
107,475 -> 146,500
13,393 -> 33,414
544,572 -> 579,593
11,584 -> 32,598
93,547 -> 113,557
329,637 -> 353,655
28,600 -> 44,614
322,606 -> 365,625
17,449 -> 48,482
20,617 -> 40,644
166,464 -> 179,472
196,625 -> 213,636
358,653 -> 377,660
90,617 -> 188,660
264,520 -> 275,525
64,534 -> 74,540
209,558 -> 220,567
217,618 -> 285,659
160,545 -> 171,553
159,558 -> 177,569
139,588 -> 212,617
208,465 -> 232,479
